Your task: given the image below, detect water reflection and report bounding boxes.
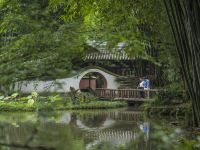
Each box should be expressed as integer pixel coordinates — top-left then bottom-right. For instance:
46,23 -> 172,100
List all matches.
0,109 -> 152,150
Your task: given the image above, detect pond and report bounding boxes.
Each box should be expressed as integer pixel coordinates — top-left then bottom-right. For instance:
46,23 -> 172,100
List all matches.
0,108 -> 191,150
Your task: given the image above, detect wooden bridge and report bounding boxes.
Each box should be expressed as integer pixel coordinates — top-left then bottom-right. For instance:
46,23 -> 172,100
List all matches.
95,88 -> 159,101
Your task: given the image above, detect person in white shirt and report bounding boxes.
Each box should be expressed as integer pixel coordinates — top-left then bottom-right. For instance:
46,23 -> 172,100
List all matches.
138,78 -> 145,98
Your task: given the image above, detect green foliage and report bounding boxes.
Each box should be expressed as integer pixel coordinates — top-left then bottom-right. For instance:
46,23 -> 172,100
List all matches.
0,102 -> 35,111
116,75 -> 138,88
48,94 -> 63,103
0,100 -> 127,112
27,99 -> 35,105
153,90 -> 185,106
0,92 -> 19,101
19,96 -> 29,101
10,92 -> 19,100
0,91 -> 127,111
0,92 -> 38,103
0,95 -> 5,100
0,0 -> 188,123
149,126 -> 200,150
77,92 -> 97,104
31,91 -> 38,101
69,101 -> 127,110
0,0 -> 85,91
48,0 -> 182,87
0,0 -> 182,91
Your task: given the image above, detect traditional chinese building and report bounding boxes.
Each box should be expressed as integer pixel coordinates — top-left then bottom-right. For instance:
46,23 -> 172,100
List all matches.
17,42 -> 162,93
78,42 -> 162,91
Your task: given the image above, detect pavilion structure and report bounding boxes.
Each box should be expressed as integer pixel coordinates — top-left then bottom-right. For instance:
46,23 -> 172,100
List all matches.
77,41 -> 161,91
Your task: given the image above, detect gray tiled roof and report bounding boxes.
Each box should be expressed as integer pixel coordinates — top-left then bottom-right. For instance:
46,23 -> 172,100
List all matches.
85,50 -> 135,60
85,41 -> 135,60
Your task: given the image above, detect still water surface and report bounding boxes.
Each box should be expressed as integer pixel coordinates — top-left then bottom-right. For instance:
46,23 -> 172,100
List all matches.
0,108 -> 186,150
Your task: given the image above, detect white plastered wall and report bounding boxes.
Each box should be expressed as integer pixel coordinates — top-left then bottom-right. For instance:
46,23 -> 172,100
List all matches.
16,68 -> 120,93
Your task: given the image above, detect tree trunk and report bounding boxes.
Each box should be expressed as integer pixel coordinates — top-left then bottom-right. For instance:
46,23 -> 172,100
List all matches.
164,0 -> 200,127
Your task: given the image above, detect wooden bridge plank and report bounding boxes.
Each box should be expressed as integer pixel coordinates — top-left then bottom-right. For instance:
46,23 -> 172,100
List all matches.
95,88 -> 159,102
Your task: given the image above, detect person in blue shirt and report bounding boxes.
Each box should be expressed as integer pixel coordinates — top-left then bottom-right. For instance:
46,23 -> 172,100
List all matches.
144,78 -> 150,89
143,78 -> 150,98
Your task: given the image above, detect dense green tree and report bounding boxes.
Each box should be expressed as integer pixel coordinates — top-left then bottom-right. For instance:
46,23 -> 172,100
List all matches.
49,0 -> 199,126
0,0 -> 85,92
0,0 -> 180,88
49,0 -> 181,84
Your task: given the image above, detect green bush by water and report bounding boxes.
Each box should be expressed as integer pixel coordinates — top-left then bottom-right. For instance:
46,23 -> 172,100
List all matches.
0,92 -> 127,111
139,83 -> 191,117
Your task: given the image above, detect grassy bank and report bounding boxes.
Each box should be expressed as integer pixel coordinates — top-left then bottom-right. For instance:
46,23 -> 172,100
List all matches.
141,103 -> 191,117
0,92 -> 127,111
0,101 -> 127,112
140,89 -> 191,117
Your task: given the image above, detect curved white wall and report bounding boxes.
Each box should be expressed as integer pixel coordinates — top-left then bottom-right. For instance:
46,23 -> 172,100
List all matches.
16,68 -> 120,93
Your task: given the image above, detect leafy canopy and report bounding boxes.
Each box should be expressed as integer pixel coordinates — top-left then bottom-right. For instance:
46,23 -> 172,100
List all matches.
0,0 -> 86,87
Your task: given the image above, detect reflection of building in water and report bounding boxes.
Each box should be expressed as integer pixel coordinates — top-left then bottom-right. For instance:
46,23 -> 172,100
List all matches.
73,111 -> 150,150
0,111 -> 151,150
73,111 -> 143,132
36,111 -> 143,131
107,111 -> 143,121
85,129 -> 136,141
85,129 -> 136,149
76,118 -> 116,131
76,111 -> 143,122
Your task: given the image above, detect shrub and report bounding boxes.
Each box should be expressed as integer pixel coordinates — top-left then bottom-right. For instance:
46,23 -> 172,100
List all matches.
48,95 -> 63,102
153,89 -> 186,106
77,92 -> 97,104
0,95 -> 5,101
10,93 -> 19,100
31,91 -> 38,101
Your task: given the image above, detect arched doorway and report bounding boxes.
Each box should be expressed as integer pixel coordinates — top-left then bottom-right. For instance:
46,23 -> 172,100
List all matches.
79,72 -> 107,92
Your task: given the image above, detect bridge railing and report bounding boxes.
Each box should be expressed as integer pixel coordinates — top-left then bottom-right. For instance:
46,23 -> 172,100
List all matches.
95,88 -> 160,100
